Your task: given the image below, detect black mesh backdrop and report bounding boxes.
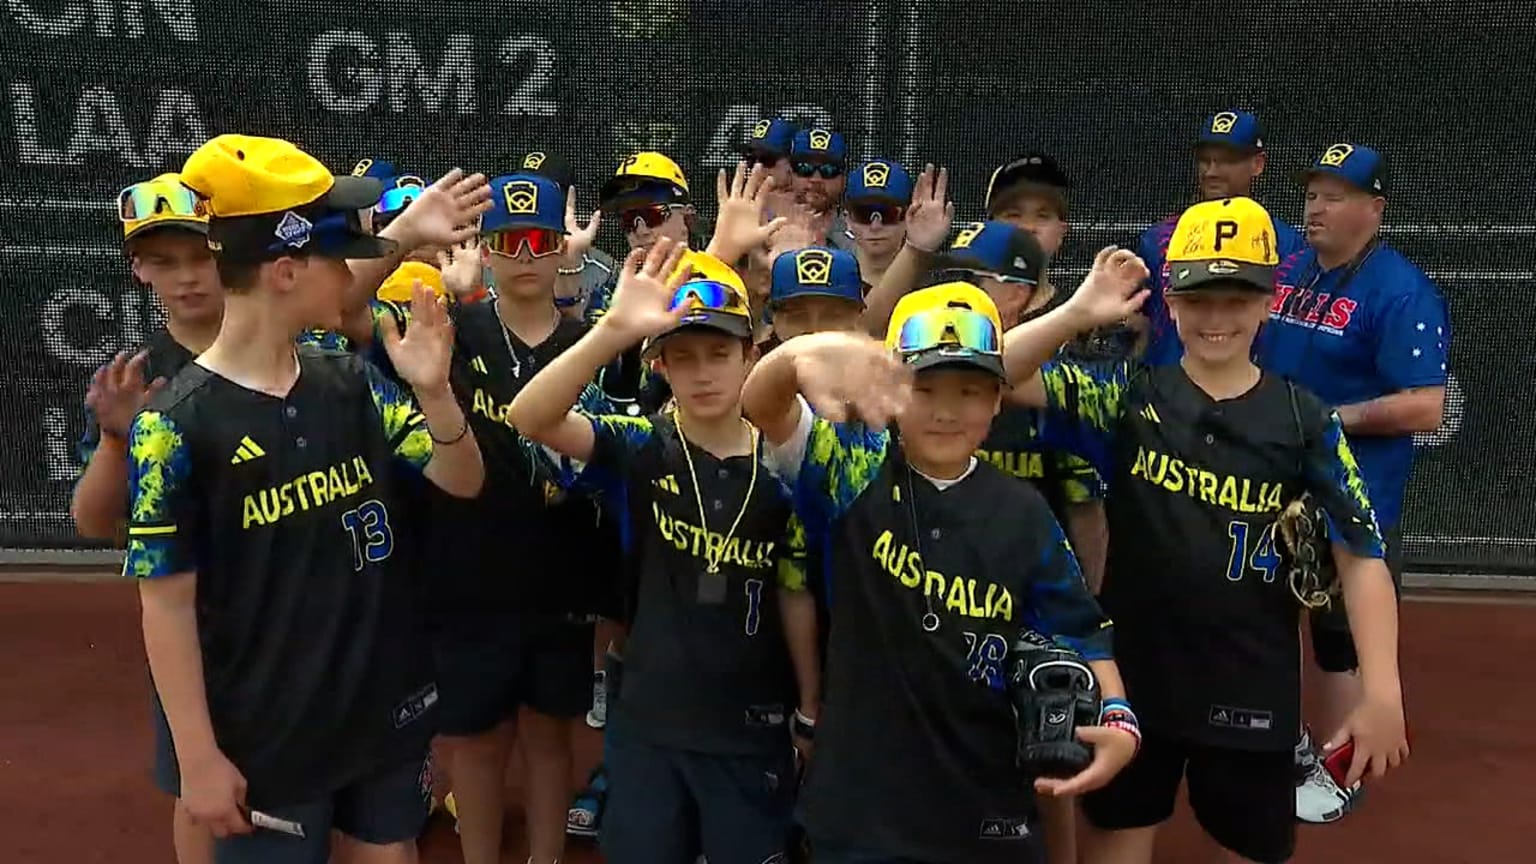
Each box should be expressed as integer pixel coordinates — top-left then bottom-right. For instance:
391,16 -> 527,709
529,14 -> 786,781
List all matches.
1,0 -> 1531,572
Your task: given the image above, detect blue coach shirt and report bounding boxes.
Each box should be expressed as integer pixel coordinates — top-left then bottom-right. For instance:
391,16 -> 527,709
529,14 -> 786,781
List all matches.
1255,243 -> 1450,530
1138,213 -> 1306,366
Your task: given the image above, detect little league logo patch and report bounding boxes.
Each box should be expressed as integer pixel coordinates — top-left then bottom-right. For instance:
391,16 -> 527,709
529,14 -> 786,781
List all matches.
808,128 -> 833,150
274,211 -> 313,248
503,180 -> 539,215
350,158 -> 373,177
752,119 -> 772,139
1321,143 -> 1355,167
523,151 -> 547,170
794,249 -> 833,285
1211,111 -> 1238,134
952,221 -> 986,250
862,161 -> 891,188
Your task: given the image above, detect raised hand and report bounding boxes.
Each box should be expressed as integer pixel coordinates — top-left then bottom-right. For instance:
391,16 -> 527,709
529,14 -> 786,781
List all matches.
87,350 -> 166,439
563,186 -> 602,263
707,160 -> 788,263
1064,247 -> 1152,329
789,331 -> 913,430
903,164 -> 954,253
436,238 -> 484,301
391,168 -> 493,251
382,281 -> 455,396
599,238 -> 693,341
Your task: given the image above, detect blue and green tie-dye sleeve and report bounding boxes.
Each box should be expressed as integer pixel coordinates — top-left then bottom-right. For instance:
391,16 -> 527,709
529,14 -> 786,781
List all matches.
1058,454 -> 1105,504
577,414 -> 656,496
1305,411 -> 1386,558
1036,359 -> 1131,480
776,511 -> 809,592
583,272 -> 620,327
796,417 -> 890,527
297,329 -> 352,351
123,410 -> 195,580
365,362 -> 433,472
1018,521 -> 1114,661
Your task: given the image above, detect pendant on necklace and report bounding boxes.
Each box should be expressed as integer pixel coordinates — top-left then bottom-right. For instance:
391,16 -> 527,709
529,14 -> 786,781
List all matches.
697,568 -> 728,605
921,612 -> 941,633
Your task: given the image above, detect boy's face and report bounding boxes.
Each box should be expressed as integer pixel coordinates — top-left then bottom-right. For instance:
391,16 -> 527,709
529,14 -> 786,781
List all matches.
271,255 -> 352,332
1195,144 -> 1264,201
992,192 -> 1068,257
771,295 -> 863,341
129,231 -> 222,326
485,234 -> 563,302
626,208 -> 690,251
1167,289 -> 1271,366
975,275 -> 1039,329
846,206 -> 906,259
900,367 -> 1002,468
657,330 -> 753,422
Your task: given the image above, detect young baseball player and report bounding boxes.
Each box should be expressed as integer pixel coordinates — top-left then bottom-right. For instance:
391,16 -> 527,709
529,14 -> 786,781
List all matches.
766,246 -> 866,343
126,134 -> 484,864
741,280 -> 1139,864
72,172 -> 222,864
1003,198 -> 1408,864
508,241 -> 817,864
843,159 -> 915,289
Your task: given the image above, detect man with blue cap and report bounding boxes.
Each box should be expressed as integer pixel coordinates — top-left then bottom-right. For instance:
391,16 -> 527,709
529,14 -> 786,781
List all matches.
742,116 -> 799,194
1257,142 -> 1448,826
788,127 -> 855,251
844,159 -> 914,288
1135,110 -> 1306,366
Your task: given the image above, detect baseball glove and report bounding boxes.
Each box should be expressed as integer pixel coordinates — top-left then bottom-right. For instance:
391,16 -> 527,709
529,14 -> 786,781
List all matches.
1009,631 -> 1100,779
1276,493 -> 1340,610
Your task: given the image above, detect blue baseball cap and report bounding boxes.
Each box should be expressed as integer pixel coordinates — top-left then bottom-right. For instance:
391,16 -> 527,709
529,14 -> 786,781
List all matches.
481,173 -> 564,233
933,221 -> 1045,287
742,118 -> 798,158
1300,143 -> 1387,196
846,160 -> 913,205
789,128 -> 847,165
770,247 -> 864,308
350,158 -> 397,180
1196,110 -> 1264,152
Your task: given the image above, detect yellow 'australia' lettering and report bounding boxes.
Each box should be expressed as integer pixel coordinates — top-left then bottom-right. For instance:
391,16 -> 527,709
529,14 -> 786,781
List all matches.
868,530 -> 1014,622
975,448 -> 1045,479
471,388 -> 510,423
241,456 -> 375,529
649,501 -> 775,569
1129,446 -> 1283,514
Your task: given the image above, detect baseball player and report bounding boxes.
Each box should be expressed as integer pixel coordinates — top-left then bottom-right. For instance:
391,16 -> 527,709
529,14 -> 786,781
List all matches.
72,172 -> 223,864
843,159 -> 915,288
766,246 -> 865,344
508,242 -> 815,864
1255,143 -> 1448,823
1003,199 -> 1408,864
787,128 -> 856,252
984,152 -> 1073,263
741,117 -> 799,195
124,134 -> 484,863
1136,111 -> 1307,366
741,281 -> 1139,864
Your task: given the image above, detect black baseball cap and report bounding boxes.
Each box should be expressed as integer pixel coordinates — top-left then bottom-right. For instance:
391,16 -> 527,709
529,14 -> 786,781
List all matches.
512,150 -> 576,193
985,153 -> 1071,215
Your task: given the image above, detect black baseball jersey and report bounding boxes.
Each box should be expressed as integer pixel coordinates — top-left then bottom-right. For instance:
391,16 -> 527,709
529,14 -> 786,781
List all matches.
122,346 -> 439,808
778,409 -> 1112,863
78,328 -> 196,465
978,404 -> 1104,525
577,412 -> 806,756
1038,361 -> 1384,751
424,303 -> 619,619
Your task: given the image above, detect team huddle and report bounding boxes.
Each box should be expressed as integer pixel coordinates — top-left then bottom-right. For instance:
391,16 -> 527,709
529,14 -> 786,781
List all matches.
71,108 -> 1445,864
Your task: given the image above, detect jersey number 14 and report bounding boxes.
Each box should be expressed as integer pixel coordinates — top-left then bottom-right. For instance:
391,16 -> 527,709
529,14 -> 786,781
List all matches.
1225,520 -> 1281,584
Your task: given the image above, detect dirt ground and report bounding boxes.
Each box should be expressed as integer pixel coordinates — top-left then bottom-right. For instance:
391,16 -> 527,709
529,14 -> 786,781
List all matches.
2,580 -> 1528,863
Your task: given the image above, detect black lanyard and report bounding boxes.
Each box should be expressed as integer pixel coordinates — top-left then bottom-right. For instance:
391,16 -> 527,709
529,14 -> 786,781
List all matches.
1292,239 -> 1380,313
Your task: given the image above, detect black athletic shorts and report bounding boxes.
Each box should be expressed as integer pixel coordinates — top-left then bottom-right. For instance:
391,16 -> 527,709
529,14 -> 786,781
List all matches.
1311,523 -> 1404,673
432,612 -> 594,737
1081,733 -> 1294,864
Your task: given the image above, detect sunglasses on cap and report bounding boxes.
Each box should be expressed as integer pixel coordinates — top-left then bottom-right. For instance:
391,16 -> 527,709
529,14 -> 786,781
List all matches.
792,161 -> 845,179
895,307 -> 1001,355
621,203 -> 688,232
118,181 -> 202,222
935,266 -> 1036,287
846,202 -> 906,225
375,185 -> 423,216
669,279 -> 749,316
484,226 -> 563,258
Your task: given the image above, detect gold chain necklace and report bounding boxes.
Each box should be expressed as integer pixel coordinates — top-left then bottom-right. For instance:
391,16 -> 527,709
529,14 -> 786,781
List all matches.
673,408 -> 759,574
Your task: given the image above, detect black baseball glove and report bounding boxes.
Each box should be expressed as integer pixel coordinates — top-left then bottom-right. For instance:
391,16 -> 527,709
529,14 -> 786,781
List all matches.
1009,631 -> 1101,779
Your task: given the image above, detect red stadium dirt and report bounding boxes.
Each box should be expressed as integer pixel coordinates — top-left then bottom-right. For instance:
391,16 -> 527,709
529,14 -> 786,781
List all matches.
2,579 -> 1528,863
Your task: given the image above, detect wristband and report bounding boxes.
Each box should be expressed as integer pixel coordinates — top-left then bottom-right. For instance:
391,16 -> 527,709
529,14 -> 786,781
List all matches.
904,238 -> 939,255
429,417 -> 470,446
1103,719 -> 1142,752
459,286 -> 488,305
557,265 -> 585,276
791,708 -> 816,740
1099,697 -> 1135,723
554,293 -> 586,308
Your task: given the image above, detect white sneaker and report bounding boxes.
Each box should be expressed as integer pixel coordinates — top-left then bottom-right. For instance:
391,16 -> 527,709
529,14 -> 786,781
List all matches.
1296,759 -> 1360,823
585,670 -> 608,729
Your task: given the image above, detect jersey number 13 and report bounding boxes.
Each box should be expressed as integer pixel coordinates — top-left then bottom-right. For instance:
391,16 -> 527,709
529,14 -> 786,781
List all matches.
341,499 -> 395,571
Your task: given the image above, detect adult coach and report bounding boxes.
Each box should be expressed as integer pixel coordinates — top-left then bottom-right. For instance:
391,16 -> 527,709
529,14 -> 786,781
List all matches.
1137,111 -> 1306,365
1256,143 -> 1449,824
128,134 -> 484,863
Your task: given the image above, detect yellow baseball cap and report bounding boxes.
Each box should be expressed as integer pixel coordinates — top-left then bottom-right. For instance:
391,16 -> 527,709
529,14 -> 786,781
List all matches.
376,261 -> 446,304
1164,197 -> 1279,293
887,282 -> 1006,380
119,173 -> 209,243
645,251 -> 753,354
599,152 -> 690,207
180,134 -> 395,262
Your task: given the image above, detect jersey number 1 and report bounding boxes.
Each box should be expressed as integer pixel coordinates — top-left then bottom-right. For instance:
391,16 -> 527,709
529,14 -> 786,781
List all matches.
341,499 -> 395,571
1225,520 -> 1280,583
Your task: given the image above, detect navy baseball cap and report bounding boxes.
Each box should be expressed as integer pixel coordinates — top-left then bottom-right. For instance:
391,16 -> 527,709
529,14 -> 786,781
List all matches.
770,247 -> 864,308
845,160 -> 913,205
789,128 -> 847,165
512,151 -> 575,192
1300,143 -> 1387,196
1197,110 -> 1264,152
350,158 -> 397,181
933,221 -> 1045,287
481,173 -> 564,233
742,118 -> 798,159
